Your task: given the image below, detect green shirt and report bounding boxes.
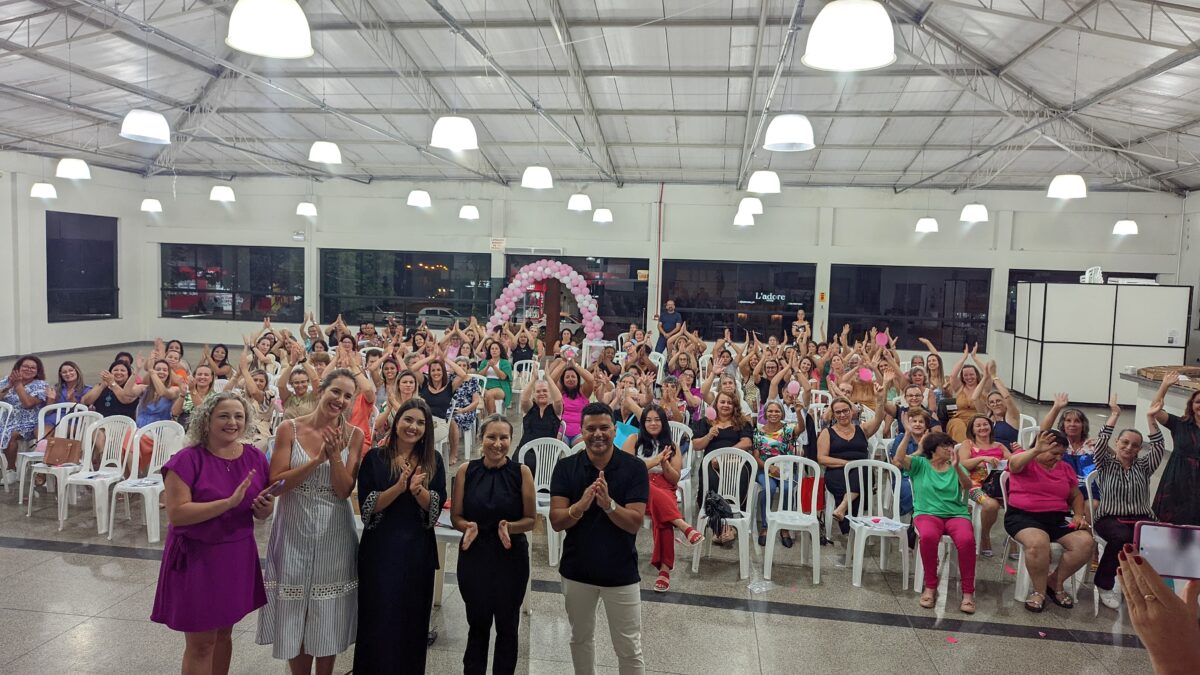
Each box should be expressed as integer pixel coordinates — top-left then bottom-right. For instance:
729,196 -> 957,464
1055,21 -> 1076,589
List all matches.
908,456 -> 969,518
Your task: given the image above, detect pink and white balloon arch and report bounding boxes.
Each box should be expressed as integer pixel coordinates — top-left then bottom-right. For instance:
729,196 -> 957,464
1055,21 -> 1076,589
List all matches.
487,259 -> 604,341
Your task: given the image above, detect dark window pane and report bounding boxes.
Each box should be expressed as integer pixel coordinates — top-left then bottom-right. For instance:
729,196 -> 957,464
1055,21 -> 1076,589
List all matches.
46,211 -> 118,322
320,249 -> 492,326
160,244 -> 303,321
660,260 -> 816,340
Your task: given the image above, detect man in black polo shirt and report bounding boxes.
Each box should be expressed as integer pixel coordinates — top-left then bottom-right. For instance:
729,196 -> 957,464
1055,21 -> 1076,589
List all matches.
550,401 -> 649,674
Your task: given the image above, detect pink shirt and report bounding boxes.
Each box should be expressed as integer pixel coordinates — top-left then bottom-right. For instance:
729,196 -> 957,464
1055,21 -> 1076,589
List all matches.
561,393 -> 587,438
1008,458 -> 1077,513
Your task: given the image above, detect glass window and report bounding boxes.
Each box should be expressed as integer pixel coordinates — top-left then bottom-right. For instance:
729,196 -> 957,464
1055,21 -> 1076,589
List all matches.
660,260 -> 816,340
161,244 -> 303,321
320,249 -> 491,325
504,255 -> 650,340
1005,269 -> 1160,332
830,264 -> 991,351
46,211 -> 118,322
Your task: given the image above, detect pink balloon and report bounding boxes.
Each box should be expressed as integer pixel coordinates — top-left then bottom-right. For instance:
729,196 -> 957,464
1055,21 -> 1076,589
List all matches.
875,332 -> 889,346
858,367 -> 873,382
705,406 -> 717,421
787,381 -> 802,396
506,301 -> 516,311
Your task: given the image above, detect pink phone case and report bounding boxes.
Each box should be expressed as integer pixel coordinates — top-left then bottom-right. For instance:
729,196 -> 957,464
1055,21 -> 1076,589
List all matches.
1134,521 -> 1200,580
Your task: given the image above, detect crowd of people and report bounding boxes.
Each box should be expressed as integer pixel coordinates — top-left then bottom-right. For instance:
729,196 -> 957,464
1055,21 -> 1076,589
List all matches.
1,303 -> 1198,675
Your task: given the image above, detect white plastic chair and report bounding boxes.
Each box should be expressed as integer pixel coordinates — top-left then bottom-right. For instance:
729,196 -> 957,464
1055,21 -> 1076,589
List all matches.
843,459 -> 910,588
647,351 -> 666,381
763,456 -> 823,584
998,472 -> 1086,602
511,360 -> 538,395
616,332 -> 630,351
1018,414 -> 1037,435
17,402 -> 87,502
107,420 -> 185,543
568,441 -> 586,455
213,379 -> 229,393
668,421 -> 697,525
25,411 -> 102,517
60,415 -> 137,532
810,390 -> 834,406
1084,471 -> 1106,616
691,448 -> 758,580
519,438 -> 570,565
912,534 -> 958,595
698,354 -> 712,381
1018,425 -> 1039,450
0,402 -> 12,491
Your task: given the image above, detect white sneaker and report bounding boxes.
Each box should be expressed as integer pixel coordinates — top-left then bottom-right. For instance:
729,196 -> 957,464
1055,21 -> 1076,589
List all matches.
2,470 -> 16,486
1099,586 -> 1122,609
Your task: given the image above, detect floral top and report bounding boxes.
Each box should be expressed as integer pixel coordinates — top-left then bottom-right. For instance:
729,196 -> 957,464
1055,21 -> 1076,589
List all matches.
0,377 -> 48,447
752,423 -> 799,461
450,377 -> 482,426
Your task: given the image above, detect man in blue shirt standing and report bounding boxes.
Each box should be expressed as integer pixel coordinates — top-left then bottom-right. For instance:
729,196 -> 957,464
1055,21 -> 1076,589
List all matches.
654,299 -> 683,353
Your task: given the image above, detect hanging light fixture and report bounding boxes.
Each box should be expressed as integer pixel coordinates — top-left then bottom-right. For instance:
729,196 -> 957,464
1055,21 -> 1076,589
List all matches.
738,197 -> 764,216
763,115 -> 815,152
592,208 -> 613,224
1047,174 -> 1087,199
120,109 -> 171,144
407,190 -> 431,208
225,0 -> 314,59
802,0 -> 896,72
29,182 -> 57,199
296,201 -> 317,217
1113,219 -> 1139,235
915,216 -> 939,233
747,170 -> 781,194
140,198 -> 163,213
308,141 -> 342,164
567,193 -> 592,211
209,185 -> 236,202
459,205 -> 480,220
521,166 -> 553,189
55,158 -> 90,180
734,210 -> 755,227
430,116 -> 478,151
959,203 -> 989,223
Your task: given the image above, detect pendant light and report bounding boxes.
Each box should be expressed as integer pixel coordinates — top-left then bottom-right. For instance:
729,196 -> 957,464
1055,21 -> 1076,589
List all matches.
802,0 -> 896,72
430,116 -> 478,151
959,203 -> 989,223
1047,174 -> 1086,199
763,115 -> 815,152
459,205 -> 480,220
141,198 -> 163,213
296,201 -> 317,217
567,193 -> 592,211
120,109 -> 171,145
1113,219 -> 1138,235
734,210 -> 755,227
209,185 -> 236,202
407,190 -> 431,208
56,158 -> 90,180
30,182 -> 57,199
738,197 -> 764,216
747,170 -> 781,194
914,216 -> 939,233
308,141 -> 342,164
521,166 -> 553,189
226,0 -> 314,59
592,208 -> 613,224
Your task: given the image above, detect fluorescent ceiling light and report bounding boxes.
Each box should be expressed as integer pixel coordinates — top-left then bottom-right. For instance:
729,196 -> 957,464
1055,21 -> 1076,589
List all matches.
29,182 -> 57,199
1047,174 -> 1087,199
209,185 -> 236,202
959,203 -> 989,223
1113,219 -> 1138,235
763,115 -> 815,152
567,193 -> 592,211
308,141 -> 342,164
430,115 -> 478,151
296,201 -> 317,217
802,0 -> 897,72
140,198 -> 163,213
734,210 -> 755,227
459,205 -> 480,220
521,165 -> 553,189
120,109 -> 171,144
738,197 -> 764,215
915,216 -> 939,233
55,158 -> 90,180
225,0 -> 314,59
407,189 -> 431,208
747,170 -> 781,193
592,208 -> 613,223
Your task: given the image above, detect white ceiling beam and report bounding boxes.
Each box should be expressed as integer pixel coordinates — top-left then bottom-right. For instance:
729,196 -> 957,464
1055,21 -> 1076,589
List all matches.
213,107 -> 1012,118
994,0 -> 1103,76
262,65 -> 979,79
735,0 -> 774,189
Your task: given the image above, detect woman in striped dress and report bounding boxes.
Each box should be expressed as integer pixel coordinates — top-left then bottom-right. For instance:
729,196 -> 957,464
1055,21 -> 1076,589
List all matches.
256,368 -> 363,674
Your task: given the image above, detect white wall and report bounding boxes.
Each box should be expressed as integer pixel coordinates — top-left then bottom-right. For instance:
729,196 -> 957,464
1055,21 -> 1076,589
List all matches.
1,149 -> 1194,360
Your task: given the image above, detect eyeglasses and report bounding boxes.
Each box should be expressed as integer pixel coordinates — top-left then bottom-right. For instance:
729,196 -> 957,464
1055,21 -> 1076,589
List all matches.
833,408 -> 852,415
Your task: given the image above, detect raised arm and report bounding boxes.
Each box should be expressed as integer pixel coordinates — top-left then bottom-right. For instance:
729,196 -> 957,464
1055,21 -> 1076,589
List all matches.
1148,371 -> 1178,425
1009,431 -> 1053,474
1040,392 -> 1069,432
892,426 -> 913,471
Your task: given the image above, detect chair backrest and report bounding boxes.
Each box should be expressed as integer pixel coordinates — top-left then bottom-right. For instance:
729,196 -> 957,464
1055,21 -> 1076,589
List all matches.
1084,470 -> 1100,524
1018,425 -> 1038,449
511,360 -> 538,393
569,441 -> 586,456
843,459 -> 903,520
0,401 -> 13,433
765,455 -> 822,517
808,402 -> 828,425
213,379 -> 229,393
810,390 -> 833,406
56,411 -> 102,442
84,415 -> 137,471
668,421 -> 693,452
701,448 -> 757,509
1018,413 -> 1037,434
868,436 -> 889,463
614,352 -> 626,366
698,354 -> 712,380
130,420 -> 186,477
38,402 -> 87,439
617,332 -> 630,351
999,470 -> 1011,506
900,360 -> 911,373
518,438 -> 569,492
469,373 -> 488,390
269,409 -> 285,433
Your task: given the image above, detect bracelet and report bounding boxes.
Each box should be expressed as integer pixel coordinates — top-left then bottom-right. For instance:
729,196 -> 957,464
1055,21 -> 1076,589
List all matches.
568,504 -> 582,520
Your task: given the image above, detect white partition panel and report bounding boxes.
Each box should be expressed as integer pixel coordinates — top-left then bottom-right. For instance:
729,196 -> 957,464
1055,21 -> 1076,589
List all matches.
1111,346 -> 1186,403
1015,283 -> 1031,339
1040,343 -> 1113,404
1114,285 -> 1191,348
1027,283 -> 1045,341
1012,338 -> 1027,392
1024,341 -> 1042,399
991,331 -> 1014,383
1042,284 -> 1116,344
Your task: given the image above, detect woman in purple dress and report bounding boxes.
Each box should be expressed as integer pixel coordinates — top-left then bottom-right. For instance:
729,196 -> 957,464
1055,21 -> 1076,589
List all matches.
151,392 -> 276,675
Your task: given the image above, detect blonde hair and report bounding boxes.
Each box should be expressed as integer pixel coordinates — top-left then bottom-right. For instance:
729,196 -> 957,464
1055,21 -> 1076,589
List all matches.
186,392 -> 253,447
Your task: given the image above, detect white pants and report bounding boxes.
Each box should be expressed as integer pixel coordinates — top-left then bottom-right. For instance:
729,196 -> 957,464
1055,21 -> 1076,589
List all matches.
561,577 -> 645,675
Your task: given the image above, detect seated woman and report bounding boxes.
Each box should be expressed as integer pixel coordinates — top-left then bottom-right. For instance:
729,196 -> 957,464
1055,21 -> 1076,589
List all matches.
894,430 -> 977,614
976,370 -> 1021,449
47,361 -> 91,426
448,356 -> 483,455
607,372 -> 648,424
1041,393 -> 1098,494
957,415 -> 1012,557
479,342 -> 513,417
655,375 -> 688,425
229,348 -> 276,450
550,359 -> 594,445
173,364 -> 217,430
622,404 -> 703,592
0,355 -> 48,484
691,391 -> 754,544
753,401 -> 802,547
890,406 -> 934,517
818,394 -> 887,533
372,371 -> 418,440
277,345 -> 319,420
942,345 -> 990,442
1092,395 -> 1166,609
1004,429 -> 1095,612
520,364 -> 563,452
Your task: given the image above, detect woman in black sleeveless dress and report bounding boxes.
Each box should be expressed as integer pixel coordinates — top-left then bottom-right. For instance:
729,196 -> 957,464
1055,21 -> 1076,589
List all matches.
451,415 -> 536,675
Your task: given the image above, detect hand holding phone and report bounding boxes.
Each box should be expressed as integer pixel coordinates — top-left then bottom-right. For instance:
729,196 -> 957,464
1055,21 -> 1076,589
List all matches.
267,479 -> 286,496
1135,522 -> 1200,580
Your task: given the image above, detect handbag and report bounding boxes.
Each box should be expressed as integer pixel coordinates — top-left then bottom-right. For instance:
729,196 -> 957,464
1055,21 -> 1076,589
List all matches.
614,415 -> 638,450
703,489 -> 735,534
800,476 -> 826,512
980,470 -> 1004,500
43,436 -> 83,466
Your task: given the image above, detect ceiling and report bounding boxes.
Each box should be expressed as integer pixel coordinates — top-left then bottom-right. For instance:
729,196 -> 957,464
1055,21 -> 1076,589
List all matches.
1,0 -> 1199,194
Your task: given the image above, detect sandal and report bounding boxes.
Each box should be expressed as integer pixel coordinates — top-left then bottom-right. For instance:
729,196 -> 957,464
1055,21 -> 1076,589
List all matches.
684,527 -> 704,546
960,598 -> 977,614
654,571 -> 670,593
781,532 -> 794,548
919,589 -> 937,609
1046,587 -> 1075,609
1024,591 -> 1046,613
758,531 -> 767,546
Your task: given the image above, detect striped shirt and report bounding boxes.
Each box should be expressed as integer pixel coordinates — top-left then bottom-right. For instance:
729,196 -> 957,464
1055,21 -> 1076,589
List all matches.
1093,425 -> 1166,519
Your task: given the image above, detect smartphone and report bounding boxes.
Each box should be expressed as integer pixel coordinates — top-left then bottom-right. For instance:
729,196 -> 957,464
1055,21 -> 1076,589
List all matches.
1135,522 -> 1200,580
267,479 -> 286,496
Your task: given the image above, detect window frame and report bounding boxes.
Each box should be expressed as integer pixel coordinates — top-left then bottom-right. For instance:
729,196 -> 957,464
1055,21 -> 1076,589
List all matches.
160,243 -> 304,322
45,211 -> 119,323
660,259 -> 817,341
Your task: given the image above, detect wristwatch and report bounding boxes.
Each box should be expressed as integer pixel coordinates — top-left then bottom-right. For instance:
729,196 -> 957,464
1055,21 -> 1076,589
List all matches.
604,500 -> 618,514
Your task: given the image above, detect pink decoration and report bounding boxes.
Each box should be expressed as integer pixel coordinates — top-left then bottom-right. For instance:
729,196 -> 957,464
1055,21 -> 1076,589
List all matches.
875,332 -> 890,346
704,406 -> 717,421
858,367 -> 873,381
1037,632 -> 1047,638
786,381 -> 802,396
945,637 -> 958,645
1004,565 -> 1016,575
488,260 -> 605,338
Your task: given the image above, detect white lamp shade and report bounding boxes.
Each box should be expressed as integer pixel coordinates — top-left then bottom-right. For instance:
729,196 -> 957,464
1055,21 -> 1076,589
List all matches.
430,116 -> 478,151
29,182 -> 57,199
55,158 -> 90,179
225,0 -> 314,59
959,203 -> 989,223
1047,174 -> 1087,199
738,197 -> 764,215
592,208 -> 613,223
802,0 -> 896,72
308,141 -> 342,164
407,190 -> 432,208
296,201 -> 317,217
567,193 -> 592,211
520,165 -> 553,189
747,170 -> 781,193
1113,219 -> 1139,235
733,210 -> 755,227
120,109 -> 171,144
140,198 -> 163,213
915,216 -> 939,233
209,185 -> 236,202
459,205 -> 480,220
763,115 -> 815,152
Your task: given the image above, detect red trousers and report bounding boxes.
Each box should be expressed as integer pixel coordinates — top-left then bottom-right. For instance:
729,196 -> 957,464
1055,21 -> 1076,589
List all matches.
647,473 -> 682,570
